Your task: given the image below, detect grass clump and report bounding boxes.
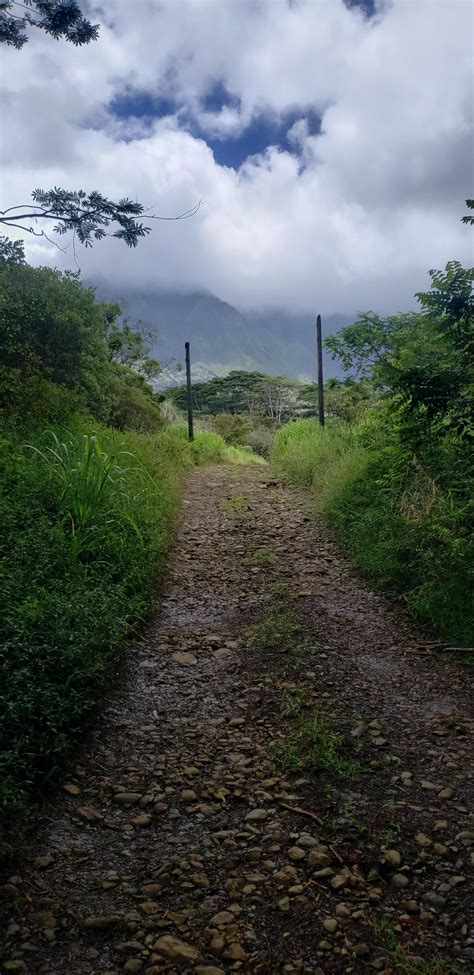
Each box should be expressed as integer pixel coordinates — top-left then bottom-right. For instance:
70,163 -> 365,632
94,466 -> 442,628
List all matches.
371,920 -> 459,974
246,608 -> 303,650
221,493 -> 249,511
246,547 -> 277,567
271,693 -> 361,779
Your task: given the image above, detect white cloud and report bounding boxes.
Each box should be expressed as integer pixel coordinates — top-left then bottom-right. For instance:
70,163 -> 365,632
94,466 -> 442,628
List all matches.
1,0 -> 472,313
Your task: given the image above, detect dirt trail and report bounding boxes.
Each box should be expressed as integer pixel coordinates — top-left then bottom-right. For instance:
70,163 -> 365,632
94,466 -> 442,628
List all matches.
1,465 -> 473,975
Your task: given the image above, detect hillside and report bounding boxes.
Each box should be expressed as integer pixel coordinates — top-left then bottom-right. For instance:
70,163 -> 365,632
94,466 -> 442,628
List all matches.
91,283 -> 350,384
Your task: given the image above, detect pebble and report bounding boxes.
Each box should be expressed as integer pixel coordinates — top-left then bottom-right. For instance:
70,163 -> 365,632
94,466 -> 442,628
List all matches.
323,918 -> 338,933
171,651 -> 197,665
245,808 -> 268,822
288,846 -> 306,861
391,873 -> 410,889
153,935 -> 199,960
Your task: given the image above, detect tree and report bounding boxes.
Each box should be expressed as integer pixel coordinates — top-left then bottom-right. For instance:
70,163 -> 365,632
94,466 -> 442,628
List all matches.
106,319 -> 162,382
0,1 -> 98,49
326,261 -> 473,442
0,235 -> 25,263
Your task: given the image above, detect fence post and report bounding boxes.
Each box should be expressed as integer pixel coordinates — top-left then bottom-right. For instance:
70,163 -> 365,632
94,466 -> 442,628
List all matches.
316,313 -> 325,427
185,341 -> 194,441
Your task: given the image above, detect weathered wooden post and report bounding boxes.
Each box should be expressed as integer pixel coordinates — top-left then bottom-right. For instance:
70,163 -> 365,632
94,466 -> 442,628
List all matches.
316,313 -> 325,427
185,341 -> 194,441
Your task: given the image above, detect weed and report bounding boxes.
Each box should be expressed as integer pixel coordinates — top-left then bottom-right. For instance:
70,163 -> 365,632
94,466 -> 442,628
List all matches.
371,919 -> 459,974
269,582 -> 287,599
246,547 -> 277,567
271,693 -> 362,780
246,609 -> 302,650
221,494 -> 248,511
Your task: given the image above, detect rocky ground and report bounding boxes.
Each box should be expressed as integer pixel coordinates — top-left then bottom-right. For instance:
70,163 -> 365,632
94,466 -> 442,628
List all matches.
1,465 -> 473,975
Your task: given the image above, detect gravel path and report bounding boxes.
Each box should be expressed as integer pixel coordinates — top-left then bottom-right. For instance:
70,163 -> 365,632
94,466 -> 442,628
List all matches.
1,465 -> 473,975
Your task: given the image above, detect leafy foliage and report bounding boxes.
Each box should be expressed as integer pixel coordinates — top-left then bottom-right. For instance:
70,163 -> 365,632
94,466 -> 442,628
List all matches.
0,234 -> 25,263
0,0 -> 99,49
461,198 -> 474,226
0,255 -> 163,428
0,188 -> 151,248
325,261 -> 473,442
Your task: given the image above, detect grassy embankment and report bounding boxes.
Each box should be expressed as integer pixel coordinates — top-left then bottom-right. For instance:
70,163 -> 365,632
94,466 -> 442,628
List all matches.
1,416 -> 261,824
273,416 -> 473,648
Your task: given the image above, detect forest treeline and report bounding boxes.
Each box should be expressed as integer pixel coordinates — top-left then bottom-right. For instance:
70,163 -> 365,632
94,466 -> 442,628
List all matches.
0,240 -> 258,828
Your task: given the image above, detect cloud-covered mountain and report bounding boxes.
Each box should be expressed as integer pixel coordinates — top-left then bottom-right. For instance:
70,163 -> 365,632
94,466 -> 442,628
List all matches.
93,283 -> 351,383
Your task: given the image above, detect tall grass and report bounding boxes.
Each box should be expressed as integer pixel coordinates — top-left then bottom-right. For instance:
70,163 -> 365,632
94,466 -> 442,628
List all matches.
273,418 -> 473,647
0,420 -> 242,823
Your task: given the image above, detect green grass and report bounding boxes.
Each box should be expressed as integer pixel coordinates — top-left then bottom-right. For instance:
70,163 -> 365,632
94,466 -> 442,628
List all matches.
271,693 -> 361,780
371,919 -> 459,974
221,493 -> 249,511
0,421 -> 242,827
245,547 -> 277,567
272,418 -> 473,647
246,608 -> 303,650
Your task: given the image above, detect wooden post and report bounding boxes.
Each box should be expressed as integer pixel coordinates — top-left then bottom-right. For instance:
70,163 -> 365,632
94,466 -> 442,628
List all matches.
316,314 -> 325,427
185,341 -> 194,441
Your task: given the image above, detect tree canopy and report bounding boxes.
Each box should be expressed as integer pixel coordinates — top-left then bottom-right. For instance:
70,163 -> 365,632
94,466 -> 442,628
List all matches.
0,0 -> 98,49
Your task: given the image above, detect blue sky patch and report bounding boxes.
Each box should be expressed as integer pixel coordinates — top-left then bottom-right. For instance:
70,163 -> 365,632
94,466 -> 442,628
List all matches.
109,84 -> 321,169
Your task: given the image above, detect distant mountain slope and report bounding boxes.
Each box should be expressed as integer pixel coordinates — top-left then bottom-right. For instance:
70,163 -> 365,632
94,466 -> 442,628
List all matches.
91,282 -> 354,384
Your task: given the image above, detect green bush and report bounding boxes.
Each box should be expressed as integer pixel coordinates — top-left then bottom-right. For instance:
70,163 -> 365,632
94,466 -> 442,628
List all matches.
0,420 -> 229,821
273,418 -> 473,647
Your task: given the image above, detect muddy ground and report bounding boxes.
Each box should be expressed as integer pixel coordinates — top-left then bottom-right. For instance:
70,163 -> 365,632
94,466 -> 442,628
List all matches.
1,465 -> 472,975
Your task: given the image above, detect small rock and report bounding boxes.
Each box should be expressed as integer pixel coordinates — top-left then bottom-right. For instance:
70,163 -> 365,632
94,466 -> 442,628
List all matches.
114,793 -> 142,806
278,896 -> 290,911
423,891 -> 446,909
323,918 -> 338,934
171,651 -> 197,665
84,915 -> 122,930
420,780 -> 438,791
154,935 -> 199,960
123,961 -> 143,974
245,808 -> 268,822
3,964 -> 27,973
224,943 -> 248,961
288,847 -> 306,861
131,815 -> 152,828
34,855 -> 53,869
196,968 -> 225,975
63,783 -> 81,795
210,911 -> 234,927
181,789 -> 197,802
391,873 -> 410,889
415,833 -> 432,848
438,787 -> 455,799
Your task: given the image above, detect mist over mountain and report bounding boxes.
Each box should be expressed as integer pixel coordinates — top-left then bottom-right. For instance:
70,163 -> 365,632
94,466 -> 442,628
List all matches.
92,282 -> 352,385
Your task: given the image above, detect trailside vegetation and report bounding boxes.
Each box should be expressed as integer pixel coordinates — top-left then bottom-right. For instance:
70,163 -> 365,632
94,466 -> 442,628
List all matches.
273,261 -> 473,647
0,244 -> 247,825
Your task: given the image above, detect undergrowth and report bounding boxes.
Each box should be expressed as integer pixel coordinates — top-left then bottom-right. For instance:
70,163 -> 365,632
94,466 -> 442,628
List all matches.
272,418 -> 473,647
0,421 -> 243,826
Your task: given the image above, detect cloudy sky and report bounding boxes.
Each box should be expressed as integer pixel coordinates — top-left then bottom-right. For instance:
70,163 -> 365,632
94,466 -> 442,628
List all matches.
1,0 -> 473,313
